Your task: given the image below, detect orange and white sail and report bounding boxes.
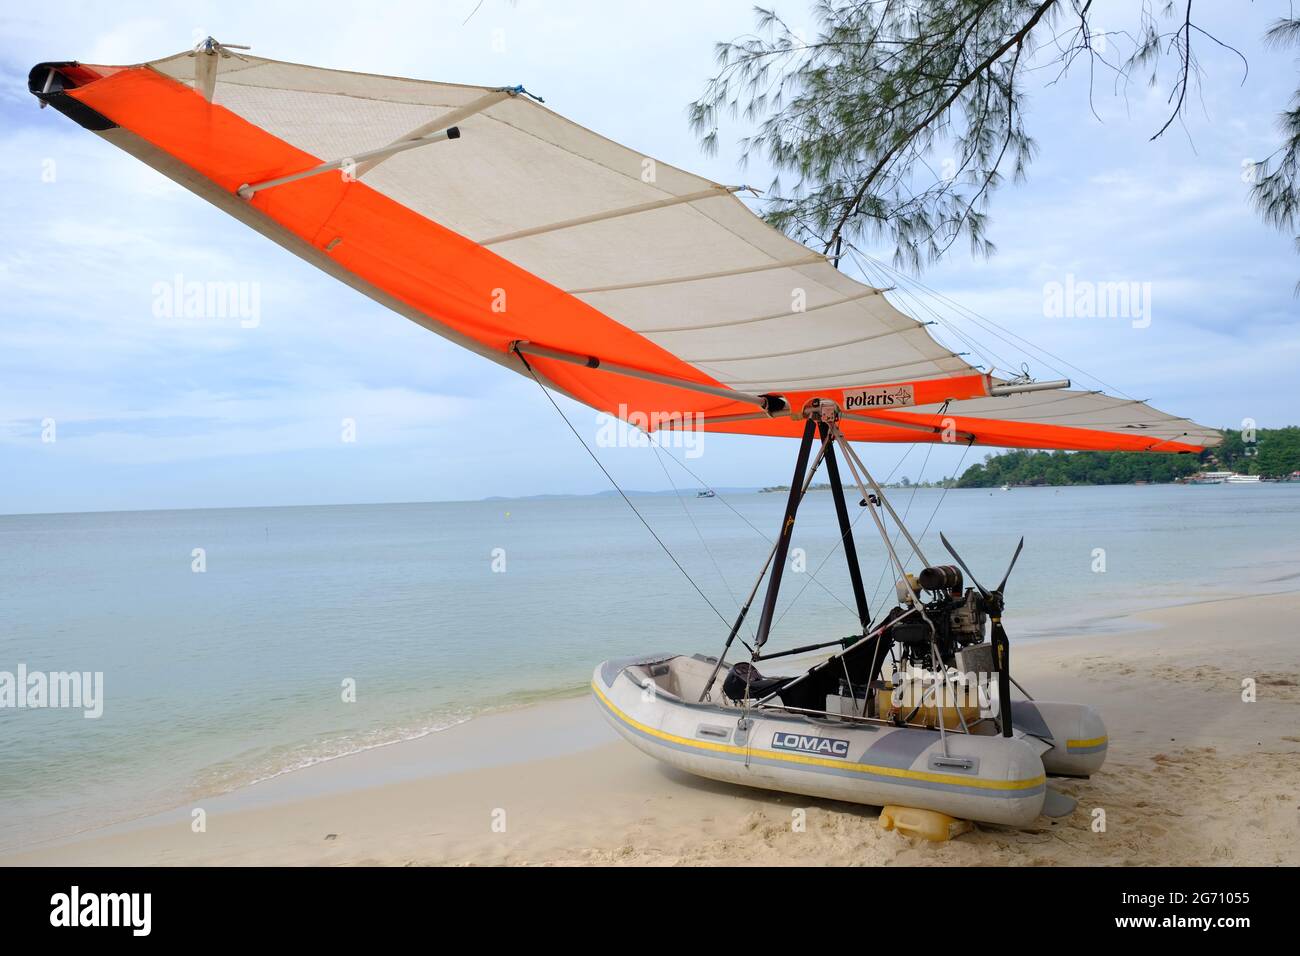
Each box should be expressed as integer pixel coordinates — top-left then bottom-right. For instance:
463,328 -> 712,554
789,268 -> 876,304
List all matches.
29,48 -> 1220,453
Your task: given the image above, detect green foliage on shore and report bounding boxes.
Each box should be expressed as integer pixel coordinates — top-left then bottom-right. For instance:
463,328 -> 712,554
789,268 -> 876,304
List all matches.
955,427 -> 1300,487
956,450 -> 1199,487
1212,427 -> 1300,478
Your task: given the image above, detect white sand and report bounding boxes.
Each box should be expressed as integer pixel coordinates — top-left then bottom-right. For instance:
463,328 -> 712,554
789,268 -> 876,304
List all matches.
6,590 -> 1299,866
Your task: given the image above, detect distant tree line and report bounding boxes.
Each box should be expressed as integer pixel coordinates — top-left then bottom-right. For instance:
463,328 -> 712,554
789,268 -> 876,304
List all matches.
1211,427 -> 1300,477
955,428 -> 1300,487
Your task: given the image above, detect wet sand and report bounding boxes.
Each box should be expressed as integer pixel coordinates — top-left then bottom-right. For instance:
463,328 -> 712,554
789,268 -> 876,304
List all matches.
6,591 -> 1299,866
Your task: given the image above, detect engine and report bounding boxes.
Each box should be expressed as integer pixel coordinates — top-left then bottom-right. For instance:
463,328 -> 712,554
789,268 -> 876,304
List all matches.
883,564 -> 988,669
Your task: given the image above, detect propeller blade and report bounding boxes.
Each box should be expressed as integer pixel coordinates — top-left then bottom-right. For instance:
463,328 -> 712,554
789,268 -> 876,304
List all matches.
939,532 -> 989,598
996,536 -> 1025,594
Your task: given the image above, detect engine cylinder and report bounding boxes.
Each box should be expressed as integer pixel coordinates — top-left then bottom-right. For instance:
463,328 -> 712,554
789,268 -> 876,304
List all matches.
918,564 -> 963,592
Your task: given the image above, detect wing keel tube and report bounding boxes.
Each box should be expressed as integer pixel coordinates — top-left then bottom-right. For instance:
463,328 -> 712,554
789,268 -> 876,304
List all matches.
510,341 -> 788,415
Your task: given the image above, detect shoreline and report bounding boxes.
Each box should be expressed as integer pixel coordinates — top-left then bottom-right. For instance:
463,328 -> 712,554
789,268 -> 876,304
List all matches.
11,580 -> 1291,855
6,588 -> 1300,866
1,681 -> 595,858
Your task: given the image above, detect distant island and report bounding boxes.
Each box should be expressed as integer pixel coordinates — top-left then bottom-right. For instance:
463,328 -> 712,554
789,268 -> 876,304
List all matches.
956,427 -> 1300,488
483,428 -> 1300,499
755,427 -> 1300,492
760,478 -> 956,493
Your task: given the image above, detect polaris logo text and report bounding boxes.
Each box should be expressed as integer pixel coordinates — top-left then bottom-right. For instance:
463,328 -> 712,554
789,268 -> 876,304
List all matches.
50,886 -> 151,936
842,385 -> 915,410
771,732 -> 850,758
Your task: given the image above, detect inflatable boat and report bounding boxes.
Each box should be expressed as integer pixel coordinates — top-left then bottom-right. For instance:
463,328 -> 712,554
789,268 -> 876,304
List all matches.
594,653 -> 1105,826
592,399 -> 1112,828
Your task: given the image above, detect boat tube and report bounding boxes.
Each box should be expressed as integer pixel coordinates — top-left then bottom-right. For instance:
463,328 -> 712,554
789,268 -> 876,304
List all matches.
593,654 -> 1105,827
1010,699 -> 1109,778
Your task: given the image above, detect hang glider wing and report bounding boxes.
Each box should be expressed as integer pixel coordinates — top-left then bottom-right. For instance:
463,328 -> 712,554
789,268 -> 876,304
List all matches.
29,51 -> 1221,453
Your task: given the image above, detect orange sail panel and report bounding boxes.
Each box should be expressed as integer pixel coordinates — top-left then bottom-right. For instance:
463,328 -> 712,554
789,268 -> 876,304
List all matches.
45,54 -> 1219,453
66,67 -> 755,421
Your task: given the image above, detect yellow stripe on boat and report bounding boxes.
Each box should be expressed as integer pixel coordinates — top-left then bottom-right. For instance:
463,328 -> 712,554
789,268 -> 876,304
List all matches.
592,681 -> 1045,793
1067,735 -> 1108,749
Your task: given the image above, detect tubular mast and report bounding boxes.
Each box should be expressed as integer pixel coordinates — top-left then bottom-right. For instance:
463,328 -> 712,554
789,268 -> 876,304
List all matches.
706,396 -> 1021,738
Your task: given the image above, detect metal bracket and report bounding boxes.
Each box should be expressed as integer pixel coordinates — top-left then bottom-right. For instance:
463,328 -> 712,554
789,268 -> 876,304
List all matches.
189,37 -> 251,103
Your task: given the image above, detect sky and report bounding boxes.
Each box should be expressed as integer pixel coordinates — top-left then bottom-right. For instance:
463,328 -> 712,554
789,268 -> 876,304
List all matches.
1,0 -> 1297,514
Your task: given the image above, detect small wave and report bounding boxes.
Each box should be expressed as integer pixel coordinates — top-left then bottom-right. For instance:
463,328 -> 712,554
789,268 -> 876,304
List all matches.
183,682 -> 590,803
196,714 -> 477,796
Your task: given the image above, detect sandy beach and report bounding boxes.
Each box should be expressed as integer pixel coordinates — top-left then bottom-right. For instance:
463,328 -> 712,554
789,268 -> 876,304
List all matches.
6,589 -> 1299,867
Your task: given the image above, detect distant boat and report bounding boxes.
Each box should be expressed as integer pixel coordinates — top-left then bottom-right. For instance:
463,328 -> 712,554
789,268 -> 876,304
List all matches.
1187,476 -> 1223,485
1000,484 -> 1010,491
1225,474 -> 1262,484
697,489 -> 716,498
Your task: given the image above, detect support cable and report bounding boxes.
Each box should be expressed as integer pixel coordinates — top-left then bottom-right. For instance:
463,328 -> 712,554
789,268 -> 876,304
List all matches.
770,442 -> 917,632
515,350 -> 733,631
652,443 -> 863,621
866,435 -> 976,612
648,440 -> 746,622
852,246 -> 1134,399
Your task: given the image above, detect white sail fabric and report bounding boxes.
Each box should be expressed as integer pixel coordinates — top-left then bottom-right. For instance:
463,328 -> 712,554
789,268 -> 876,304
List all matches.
133,52 -> 1217,448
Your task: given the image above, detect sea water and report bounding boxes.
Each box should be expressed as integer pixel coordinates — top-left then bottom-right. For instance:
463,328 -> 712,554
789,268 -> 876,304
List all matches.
2,483 -> 1298,850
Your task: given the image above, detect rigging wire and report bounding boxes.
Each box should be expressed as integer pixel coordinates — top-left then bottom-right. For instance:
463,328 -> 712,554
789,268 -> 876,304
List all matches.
774,423 -> 967,635
648,439 -> 746,620
864,252 -> 1050,379
874,273 -> 1014,373
850,245 -> 1135,399
515,351 -> 734,632
834,240 -> 1128,607
886,401 -> 949,564
866,436 -> 976,612
891,437 -> 938,544
768,441 -> 918,633
513,223 -> 1091,648
847,247 -> 1017,374
650,441 -> 864,622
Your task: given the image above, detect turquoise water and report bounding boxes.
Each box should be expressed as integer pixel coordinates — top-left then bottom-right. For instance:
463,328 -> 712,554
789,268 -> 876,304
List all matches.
2,483 -> 1298,850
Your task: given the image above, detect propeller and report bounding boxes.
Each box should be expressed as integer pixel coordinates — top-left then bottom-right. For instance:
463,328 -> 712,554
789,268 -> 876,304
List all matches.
996,536 -> 1024,594
939,532 -> 1024,739
938,532 -> 1024,614
939,532 -> 988,599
